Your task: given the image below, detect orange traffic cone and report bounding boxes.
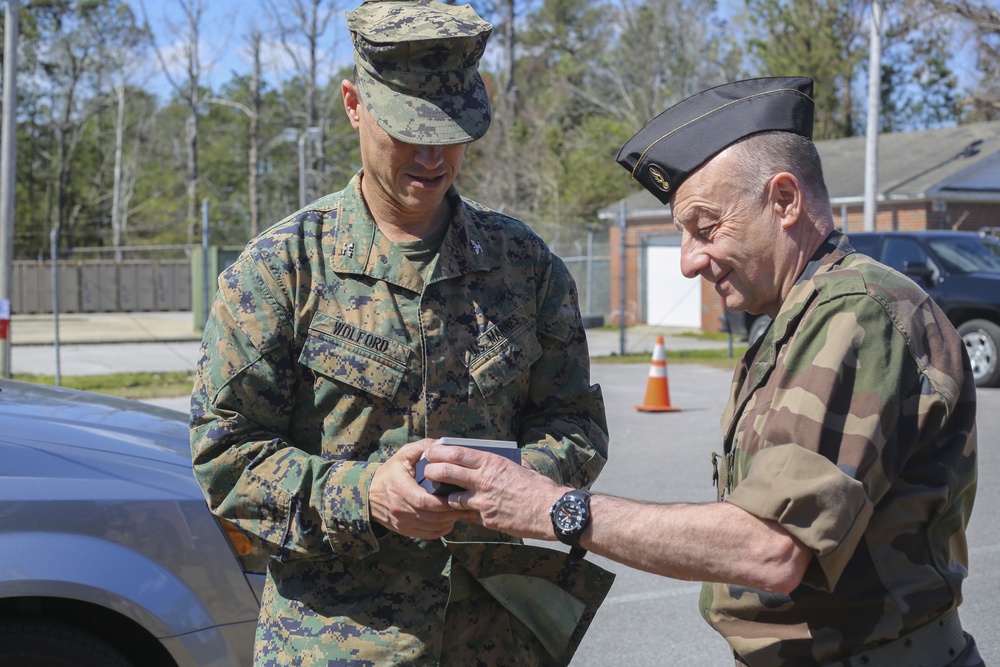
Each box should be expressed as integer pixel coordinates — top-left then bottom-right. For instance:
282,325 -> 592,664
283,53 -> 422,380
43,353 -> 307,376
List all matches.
634,335 -> 680,412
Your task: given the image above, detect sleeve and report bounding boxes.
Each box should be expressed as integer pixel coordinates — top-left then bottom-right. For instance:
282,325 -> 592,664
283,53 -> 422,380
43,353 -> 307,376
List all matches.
517,254 -> 610,490
724,292 -> 943,591
189,253 -> 381,561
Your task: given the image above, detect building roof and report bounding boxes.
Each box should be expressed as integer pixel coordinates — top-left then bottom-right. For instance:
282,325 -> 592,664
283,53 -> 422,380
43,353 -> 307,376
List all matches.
821,120 -> 1000,204
601,119 -> 1000,219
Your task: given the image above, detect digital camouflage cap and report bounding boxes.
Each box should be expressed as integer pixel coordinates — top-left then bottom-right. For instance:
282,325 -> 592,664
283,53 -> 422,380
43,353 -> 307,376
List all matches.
346,0 -> 493,146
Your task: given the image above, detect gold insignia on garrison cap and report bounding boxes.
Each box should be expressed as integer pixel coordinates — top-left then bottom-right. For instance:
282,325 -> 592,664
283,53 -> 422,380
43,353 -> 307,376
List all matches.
648,166 -> 670,193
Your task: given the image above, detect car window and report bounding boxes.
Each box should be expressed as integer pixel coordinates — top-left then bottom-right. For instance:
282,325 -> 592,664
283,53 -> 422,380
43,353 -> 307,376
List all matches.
883,238 -> 929,272
849,235 -> 881,258
927,236 -> 1000,273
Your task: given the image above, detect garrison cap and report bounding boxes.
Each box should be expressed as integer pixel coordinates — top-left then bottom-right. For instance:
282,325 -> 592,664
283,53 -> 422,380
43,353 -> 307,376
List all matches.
616,77 -> 815,204
345,0 -> 493,146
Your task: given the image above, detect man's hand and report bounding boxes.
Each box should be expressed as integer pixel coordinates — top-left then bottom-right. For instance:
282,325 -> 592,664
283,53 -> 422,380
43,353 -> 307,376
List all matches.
369,439 -> 475,540
423,443 -> 566,541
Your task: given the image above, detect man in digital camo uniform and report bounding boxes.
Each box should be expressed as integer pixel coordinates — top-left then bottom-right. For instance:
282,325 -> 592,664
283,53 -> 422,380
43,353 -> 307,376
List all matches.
422,77 -> 983,666
189,1 -> 612,665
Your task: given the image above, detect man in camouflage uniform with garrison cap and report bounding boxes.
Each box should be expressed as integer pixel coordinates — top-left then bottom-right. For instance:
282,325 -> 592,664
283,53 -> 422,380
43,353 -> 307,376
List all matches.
422,77 -> 983,666
189,1 -> 612,665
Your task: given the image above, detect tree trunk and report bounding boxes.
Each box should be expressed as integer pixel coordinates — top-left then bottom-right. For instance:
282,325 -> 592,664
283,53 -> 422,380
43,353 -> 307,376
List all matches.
249,31 -> 262,237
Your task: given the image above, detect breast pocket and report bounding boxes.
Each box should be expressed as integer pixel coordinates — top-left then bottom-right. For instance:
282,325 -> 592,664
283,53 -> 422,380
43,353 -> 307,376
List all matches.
297,314 -> 410,455
466,311 -> 543,436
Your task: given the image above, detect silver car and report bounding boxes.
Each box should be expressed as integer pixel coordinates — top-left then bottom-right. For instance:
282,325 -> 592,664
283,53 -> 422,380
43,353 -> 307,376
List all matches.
0,379 -> 265,666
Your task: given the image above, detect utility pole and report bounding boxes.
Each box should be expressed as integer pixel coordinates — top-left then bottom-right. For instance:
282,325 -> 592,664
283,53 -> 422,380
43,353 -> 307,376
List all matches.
0,0 -> 20,378
863,0 -> 882,232
618,201 -> 627,356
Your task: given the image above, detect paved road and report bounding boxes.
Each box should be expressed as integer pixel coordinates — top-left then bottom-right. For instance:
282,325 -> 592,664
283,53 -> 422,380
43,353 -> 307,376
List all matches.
140,363 -> 1000,665
10,312 -> 731,376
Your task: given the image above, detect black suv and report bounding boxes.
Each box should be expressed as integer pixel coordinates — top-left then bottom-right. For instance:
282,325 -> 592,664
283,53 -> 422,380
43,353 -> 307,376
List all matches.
723,230 -> 1000,388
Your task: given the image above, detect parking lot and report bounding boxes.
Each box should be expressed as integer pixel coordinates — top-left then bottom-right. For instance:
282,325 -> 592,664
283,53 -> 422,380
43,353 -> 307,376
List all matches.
9,315 -> 998,664
138,360 -> 998,665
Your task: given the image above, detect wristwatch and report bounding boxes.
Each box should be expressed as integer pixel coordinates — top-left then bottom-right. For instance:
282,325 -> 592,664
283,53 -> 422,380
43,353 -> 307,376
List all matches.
550,489 -> 592,563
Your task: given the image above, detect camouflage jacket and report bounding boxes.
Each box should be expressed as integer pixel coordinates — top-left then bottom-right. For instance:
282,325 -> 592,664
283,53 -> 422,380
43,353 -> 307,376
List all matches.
190,174 -> 610,665
702,231 -> 978,665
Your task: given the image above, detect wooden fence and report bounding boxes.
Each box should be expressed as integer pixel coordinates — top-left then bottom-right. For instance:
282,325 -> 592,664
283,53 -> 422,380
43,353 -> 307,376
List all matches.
11,259 -> 192,314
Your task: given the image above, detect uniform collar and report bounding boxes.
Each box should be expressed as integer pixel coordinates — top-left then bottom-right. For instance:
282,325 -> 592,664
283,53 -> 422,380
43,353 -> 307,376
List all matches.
329,172 -> 494,292
721,231 -> 852,444
434,189 -> 495,280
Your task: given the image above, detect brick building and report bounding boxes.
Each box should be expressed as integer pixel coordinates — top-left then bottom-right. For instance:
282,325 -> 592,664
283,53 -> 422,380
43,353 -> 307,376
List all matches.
600,120 -> 1000,332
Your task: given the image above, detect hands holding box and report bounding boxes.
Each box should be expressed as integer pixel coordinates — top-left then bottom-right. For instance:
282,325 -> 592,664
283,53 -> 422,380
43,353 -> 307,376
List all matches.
416,437 -> 521,495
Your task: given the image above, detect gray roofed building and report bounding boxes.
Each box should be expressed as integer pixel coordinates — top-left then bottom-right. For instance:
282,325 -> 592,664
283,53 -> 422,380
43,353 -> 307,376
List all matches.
822,120 -> 1000,209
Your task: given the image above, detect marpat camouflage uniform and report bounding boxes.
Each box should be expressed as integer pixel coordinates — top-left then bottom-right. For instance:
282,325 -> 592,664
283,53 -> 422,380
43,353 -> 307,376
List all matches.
190,174 -> 611,666
703,231 -> 981,665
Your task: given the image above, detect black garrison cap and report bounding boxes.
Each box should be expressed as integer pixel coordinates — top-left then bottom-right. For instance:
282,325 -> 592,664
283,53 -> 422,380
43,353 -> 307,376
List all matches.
615,77 -> 815,205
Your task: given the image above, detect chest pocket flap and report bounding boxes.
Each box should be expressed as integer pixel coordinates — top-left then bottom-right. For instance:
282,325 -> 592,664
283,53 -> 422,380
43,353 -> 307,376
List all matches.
467,308 -> 542,397
299,313 -> 409,399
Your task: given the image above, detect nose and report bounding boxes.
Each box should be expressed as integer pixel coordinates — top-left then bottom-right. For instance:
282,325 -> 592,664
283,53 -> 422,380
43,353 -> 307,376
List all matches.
413,144 -> 444,168
679,234 -> 708,279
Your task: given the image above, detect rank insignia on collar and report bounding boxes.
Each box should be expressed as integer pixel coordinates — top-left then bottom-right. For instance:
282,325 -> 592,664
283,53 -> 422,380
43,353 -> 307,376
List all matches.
341,243 -> 354,257
471,239 -> 482,255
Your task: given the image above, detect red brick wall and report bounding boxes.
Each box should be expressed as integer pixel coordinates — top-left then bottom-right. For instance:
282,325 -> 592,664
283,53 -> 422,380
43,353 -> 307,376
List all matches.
834,201 -> 1000,233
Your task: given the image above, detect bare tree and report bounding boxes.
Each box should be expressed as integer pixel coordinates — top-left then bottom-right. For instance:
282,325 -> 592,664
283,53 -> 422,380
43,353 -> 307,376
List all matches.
248,31 -> 263,237
603,0 -> 729,131
260,0 -> 344,202
928,0 -> 1000,119
42,4 -> 109,255
104,7 -> 150,261
144,0 -> 213,241
480,0 -> 518,115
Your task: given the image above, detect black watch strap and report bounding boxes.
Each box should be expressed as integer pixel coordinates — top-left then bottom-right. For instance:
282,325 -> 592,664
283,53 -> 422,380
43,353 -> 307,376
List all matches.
551,489 -> 592,562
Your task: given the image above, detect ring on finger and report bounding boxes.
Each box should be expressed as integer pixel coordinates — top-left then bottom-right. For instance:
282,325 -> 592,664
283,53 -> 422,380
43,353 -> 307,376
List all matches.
458,492 -> 469,510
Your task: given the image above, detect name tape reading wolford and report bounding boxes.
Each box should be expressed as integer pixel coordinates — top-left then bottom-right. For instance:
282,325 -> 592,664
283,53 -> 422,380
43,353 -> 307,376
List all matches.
330,319 -> 394,355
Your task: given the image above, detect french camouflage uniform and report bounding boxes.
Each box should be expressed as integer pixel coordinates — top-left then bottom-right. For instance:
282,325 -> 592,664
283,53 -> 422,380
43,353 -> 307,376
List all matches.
190,174 -> 612,666
704,231 -> 982,666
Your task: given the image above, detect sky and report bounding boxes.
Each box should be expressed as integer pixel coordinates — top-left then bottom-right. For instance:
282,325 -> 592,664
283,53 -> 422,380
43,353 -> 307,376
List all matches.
141,0 -> 363,101
142,0 -> 987,105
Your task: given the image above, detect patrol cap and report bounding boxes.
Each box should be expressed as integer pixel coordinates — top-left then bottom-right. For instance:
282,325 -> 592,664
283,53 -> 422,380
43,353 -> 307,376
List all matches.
345,0 -> 493,146
616,77 -> 815,205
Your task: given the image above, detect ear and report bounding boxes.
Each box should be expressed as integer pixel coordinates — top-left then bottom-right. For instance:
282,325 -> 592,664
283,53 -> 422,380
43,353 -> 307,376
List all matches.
768,172 -> 802,229
342,79 -> 362,130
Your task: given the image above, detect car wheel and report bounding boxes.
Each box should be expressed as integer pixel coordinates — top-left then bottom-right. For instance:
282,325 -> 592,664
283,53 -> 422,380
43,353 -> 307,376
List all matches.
0,619 -> 134,667
748,315 -> 772,344
958,319 -> 1000,388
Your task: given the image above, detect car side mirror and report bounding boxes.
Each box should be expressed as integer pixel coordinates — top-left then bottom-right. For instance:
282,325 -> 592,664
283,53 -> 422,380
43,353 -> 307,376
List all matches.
902,260 -> 934,280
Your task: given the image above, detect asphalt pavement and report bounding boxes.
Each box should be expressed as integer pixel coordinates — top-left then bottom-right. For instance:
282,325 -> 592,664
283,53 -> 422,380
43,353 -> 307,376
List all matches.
139,363 -> 1000,665
7,311 -> 997,664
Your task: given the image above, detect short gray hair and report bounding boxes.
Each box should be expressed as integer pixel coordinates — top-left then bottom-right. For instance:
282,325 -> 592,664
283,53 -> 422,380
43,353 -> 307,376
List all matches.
726,132 -> 832,225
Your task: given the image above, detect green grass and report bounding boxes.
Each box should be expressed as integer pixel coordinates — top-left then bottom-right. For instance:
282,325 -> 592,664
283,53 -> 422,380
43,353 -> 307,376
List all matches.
11,344 -> 748,399
13,371 -> 195,400
591,346 -> 748,368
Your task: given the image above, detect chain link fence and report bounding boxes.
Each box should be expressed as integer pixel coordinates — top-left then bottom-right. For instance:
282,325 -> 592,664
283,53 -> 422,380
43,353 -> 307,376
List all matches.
10,217 -> 728,359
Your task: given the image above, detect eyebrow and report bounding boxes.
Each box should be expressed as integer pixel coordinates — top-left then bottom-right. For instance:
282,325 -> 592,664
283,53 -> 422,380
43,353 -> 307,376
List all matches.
673,204 -> 711,229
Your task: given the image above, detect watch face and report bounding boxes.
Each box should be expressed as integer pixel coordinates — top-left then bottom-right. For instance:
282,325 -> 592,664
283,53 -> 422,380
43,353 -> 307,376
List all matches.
553,498 -> 587,533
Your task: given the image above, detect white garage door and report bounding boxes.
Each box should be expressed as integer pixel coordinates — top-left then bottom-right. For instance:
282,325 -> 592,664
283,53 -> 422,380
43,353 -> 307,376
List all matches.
646,246 -> 702,328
